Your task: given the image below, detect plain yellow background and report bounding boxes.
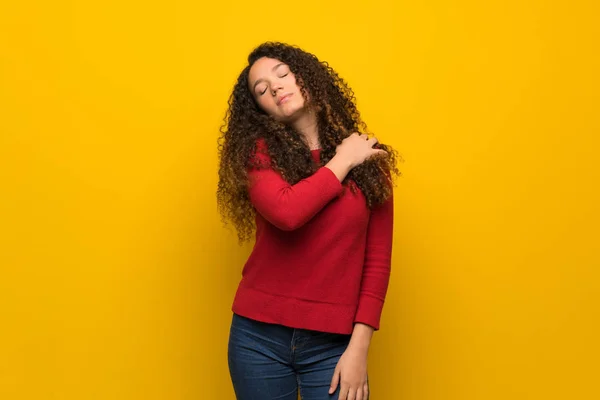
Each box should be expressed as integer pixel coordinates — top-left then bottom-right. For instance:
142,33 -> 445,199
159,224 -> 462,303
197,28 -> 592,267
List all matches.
1,0 -> 599,399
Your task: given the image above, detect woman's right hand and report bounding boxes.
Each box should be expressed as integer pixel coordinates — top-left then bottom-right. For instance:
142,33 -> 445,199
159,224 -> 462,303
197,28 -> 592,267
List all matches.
335,132 -> 388,169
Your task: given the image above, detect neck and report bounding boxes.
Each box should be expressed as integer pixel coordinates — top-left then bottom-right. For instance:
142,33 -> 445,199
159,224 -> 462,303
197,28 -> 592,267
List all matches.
290,109 -> 320,150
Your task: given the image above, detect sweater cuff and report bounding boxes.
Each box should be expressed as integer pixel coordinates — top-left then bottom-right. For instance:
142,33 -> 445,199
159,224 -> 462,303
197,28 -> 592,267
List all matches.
353,295 -> 385,331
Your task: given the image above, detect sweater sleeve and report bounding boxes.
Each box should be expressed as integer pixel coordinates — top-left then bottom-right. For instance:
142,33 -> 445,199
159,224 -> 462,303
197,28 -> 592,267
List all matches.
353,191 -> 394,330
247,144 -> 344,231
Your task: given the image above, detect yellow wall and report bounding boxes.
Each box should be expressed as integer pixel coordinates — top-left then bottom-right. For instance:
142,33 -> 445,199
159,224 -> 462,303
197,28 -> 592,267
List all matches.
1,1 -> 598,399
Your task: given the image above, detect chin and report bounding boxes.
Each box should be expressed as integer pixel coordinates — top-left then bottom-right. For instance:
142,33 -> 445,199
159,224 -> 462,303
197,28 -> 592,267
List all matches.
284,103 -> 307,118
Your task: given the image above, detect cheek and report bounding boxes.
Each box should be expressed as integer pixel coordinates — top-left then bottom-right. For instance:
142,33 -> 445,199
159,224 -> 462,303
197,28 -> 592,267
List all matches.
257,96 -> 278,115
288,75 -> 300,91
293,80 -> 309,103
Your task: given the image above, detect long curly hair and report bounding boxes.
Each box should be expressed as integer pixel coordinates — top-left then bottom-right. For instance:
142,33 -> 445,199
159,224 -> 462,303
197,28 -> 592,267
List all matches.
217,42 -> 401,242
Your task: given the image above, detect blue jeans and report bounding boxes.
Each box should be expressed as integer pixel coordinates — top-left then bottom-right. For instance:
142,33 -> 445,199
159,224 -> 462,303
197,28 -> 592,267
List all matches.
228,313 -> 353,400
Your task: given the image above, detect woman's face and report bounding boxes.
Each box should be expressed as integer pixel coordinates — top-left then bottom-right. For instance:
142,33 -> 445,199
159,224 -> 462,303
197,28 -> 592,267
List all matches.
248,57 -> 307,122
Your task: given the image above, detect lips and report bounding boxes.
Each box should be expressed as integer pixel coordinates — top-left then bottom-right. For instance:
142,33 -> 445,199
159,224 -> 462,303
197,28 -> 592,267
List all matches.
277,93 -> 293,105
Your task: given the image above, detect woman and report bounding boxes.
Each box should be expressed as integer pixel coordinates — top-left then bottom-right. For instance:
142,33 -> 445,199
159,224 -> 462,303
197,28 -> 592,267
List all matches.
217,42 -> 400,400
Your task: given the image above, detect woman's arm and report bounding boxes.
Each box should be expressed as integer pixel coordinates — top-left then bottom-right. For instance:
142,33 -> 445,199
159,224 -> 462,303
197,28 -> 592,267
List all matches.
353,192 -> 394,329
329,193 -> 394,399
248,134 -> 384,231
247,163 -> 346,231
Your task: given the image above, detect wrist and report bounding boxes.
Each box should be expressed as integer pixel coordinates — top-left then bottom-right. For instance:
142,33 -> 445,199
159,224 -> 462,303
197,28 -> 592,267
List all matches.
325,155 -> 354,182
347,341 -> 370,355
347,322 -> 374,353
333,153 -> 356,171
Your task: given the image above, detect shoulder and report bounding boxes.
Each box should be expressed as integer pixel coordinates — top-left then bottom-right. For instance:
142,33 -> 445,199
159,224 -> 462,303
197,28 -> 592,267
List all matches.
248,137 -> 272,169
255,137 -> 268,153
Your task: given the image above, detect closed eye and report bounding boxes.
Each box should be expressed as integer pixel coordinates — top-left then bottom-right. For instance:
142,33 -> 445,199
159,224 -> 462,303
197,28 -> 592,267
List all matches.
255,84 -> 268,96
256,72 -> 289,96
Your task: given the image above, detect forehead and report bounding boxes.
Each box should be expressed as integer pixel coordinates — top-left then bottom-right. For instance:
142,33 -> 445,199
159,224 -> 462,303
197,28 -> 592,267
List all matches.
248,57 -> 286,82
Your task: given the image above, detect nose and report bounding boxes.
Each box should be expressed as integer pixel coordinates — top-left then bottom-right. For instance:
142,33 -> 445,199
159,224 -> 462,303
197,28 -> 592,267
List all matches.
271,81 -> 284,96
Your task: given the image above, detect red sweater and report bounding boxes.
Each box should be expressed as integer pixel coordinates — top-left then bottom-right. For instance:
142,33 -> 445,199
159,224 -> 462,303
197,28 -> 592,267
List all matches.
231,140 -> 394,335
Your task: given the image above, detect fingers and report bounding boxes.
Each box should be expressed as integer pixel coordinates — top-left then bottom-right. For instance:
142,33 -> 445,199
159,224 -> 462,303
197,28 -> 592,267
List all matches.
342,386 -> 363,400
349,132 -> 380,146
348,387 -> 358,400
356,387 -> 364,400
351,382 -> 369,400
339,382 -> 350,400
367,149 -> 388,160
334,376 -> 368,400
362,134 -> 380,149
329,368 -> 340,395
350,132 -> 372,140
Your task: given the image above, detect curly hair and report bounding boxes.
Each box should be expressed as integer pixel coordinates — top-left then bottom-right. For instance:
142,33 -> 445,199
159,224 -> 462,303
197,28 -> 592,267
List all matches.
217,42 -> 401,242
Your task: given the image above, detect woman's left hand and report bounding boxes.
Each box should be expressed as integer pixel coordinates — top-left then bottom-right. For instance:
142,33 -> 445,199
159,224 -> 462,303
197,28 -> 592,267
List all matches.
329,345 -> 369,400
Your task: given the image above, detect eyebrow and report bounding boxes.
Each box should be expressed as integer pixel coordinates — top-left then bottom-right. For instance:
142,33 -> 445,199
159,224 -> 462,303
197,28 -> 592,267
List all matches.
252,63 -> 286,91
